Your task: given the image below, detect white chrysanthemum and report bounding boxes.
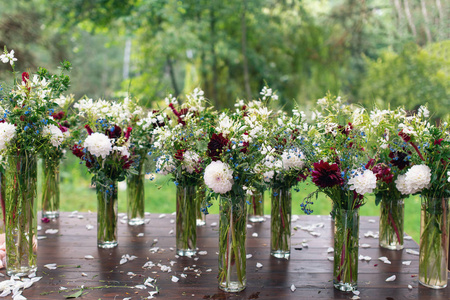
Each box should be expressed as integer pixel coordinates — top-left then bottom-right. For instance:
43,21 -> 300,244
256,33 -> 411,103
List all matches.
83,132 -> 112,159
156,156 -> 176,176
404,164 -> 431,194
42,124 -> 64,147
348,169 -> 377,195
204,161 -> 233,194
0,122 -> 16,151
395,174 -> 410,195
183,151 -> 201,174
281,148 -> 305,170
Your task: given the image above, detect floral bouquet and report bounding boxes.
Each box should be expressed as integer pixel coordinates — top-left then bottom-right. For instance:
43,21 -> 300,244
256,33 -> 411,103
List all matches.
72,97 -> 135,248
0,47 -> 71,275
258,107 -> 311,259
368,107 -> 411,250
153,89 -> 215,255
202,103 -> 266,292
301,94 -> 376,291
41,94 -> 76,220
123,97 -> 165,225
388,107 -> 450,288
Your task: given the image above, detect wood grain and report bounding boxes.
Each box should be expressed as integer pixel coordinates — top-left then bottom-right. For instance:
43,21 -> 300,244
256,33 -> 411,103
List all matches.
4,213 -> 447,299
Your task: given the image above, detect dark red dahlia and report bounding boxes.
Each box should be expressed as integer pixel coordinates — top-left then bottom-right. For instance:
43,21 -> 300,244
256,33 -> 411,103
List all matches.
372,163 -> 394,184
124,126 -> 132,142
338,122 -> 353,136
59,125 -> 68,133
71,144 -> 84,158
398,130 -> 411,143
311,160 -> 344,188
21,72 -> 29,84
174,149 -> 185,161
106,125 -> 122,139
434,138 -> 444,146
389,150 -> 411,170
52,111 -> 65,120
207,133 -> 230,161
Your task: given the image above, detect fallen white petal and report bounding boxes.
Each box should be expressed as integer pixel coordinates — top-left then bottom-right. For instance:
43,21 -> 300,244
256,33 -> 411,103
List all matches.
252,233 -> 258,237
386,275 -> 396,282
81,273 -> 88,277
135,285 -> 147,289
210,222 -> 217,227
360,244 -> 371,248
351,296 -> 360,300
37,226 -> 42,230
168,230 -> 174,235
402,261 -> 412,266
406,249 -> 419,256
171,276 -> 179,282
137,233 -> 144,237
45,229 -> 58,234
59,287 -> 67,290
368,219 -> 376,223
158,214 -> 166,218
404,236 -> 412,240
290,284 -> 296,292
206,269 -> 212,272
327,247 -> 334,253
246,254 -> 252,259
198,251 -> 207,256
86,224 -> 94,230
44,263 -> 57,270
84,255 -> 94,260
408,284 -> 413,289
378,256 -> 388,262
327,257 -> 334,261
352,290 -> 360,295
256,262 -> 263,268
120,258 -> 128,265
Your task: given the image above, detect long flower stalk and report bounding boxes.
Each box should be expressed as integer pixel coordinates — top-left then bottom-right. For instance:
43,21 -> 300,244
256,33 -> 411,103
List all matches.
379,198 -> 404,250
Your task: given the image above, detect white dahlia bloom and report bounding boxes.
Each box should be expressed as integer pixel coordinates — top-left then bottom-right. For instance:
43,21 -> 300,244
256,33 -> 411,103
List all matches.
156,156 -> 176,176
281,148 -> 305,170
395,174 -> 410,195
0,122 -> 16,151
183,151 -> 201,174
204,161 -> 233,194
42,124 -> 64,147
403,164 -> 431,194
348,169 -> 377,195
83,132 -> 112,159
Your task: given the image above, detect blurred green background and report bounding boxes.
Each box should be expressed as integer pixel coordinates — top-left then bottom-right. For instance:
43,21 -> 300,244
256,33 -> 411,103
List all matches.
2,1 -> 447,243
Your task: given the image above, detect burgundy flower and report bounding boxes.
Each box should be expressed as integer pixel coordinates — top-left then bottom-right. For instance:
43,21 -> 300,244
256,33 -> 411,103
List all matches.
338,122 -> 353,136
398,130 -> 411,143
122,156 -> 133,169
106,125 -> 122,139
71,144 -> 84,158
207,133 -> 230,161
434,138 -> 444,146
124,126 -> 132,142
311,160 -> 344,188
372,163 -> 394,184
84,124 -> 93,135
41,217 -> 50,223
152,110 -> 166,128
59,125 -> 68,133
389,150 -> 411,170
52,111 -> 65,120
174,149 -> 185,161
22,72 -> 29,84
365,158 -> 375,170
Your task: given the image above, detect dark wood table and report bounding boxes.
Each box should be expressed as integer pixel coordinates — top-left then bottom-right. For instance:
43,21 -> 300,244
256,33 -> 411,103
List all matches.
8,212 -> 449,299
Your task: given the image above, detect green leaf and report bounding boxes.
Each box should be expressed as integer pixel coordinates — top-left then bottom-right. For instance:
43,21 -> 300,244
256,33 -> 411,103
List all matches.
64,290 -> 83,298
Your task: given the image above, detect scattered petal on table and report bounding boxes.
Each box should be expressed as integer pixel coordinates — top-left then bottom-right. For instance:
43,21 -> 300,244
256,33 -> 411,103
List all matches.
137,233 -> 144,237
158,214 -> 166,219
256,262 -> 263,268
327,247 -> 334,253
45,229 -> 58,234
171,276 -> 179,283
86,224 -> 94,230
360,244 -> 371,248
210,222 -> 217,227
44,263 -> 57,270
290,284 -> 296,292
386,275 -> 396,282
402,261 -> 412,266
81,273 -> 88,277
84,255 -> 94,260
408,284 -> 413,289
198,251 -> 207,256
246,254 -> 252,259
352,290 -> 360,296
406,249 -> 419,256
368,219 -> 376,223
252,233 -> 258,237
327,257 -> 334,261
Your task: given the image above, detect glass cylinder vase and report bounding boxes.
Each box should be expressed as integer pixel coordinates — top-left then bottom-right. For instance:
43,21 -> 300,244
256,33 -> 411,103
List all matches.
41,156 -> 60,219
196,186 -> 206,226
248,191 -> 264,223
271,189 -> 291,259
218,196 -> 247,292
127,156 -> 145,226
419,197 -> 449,289
379,198 -> 404,250
4,153 -> 38,276
176,185 -> 197,256
96,178 -> 118,248
333,208 -> 359,292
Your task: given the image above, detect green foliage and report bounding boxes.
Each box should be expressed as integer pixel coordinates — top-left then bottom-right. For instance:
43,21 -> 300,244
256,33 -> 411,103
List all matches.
360,41 -> 450,120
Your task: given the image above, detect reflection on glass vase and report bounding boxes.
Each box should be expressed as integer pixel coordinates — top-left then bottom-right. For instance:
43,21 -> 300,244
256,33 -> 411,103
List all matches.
176,185 -> 197,256
333,208 -> 359,292
248,191 -> 264,223
4,153 -> 38,276
41,156 -> 60,219
127,156 -> 146,226
379,198 -> 404,250
196,185 -> 206,226
419,197 -> 449,289
218,196 -> 247,292
96,178 -> 118,248
271,189 -> 291,259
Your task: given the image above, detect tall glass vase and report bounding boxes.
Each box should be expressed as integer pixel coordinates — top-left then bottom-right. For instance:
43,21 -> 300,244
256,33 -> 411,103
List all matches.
41,156 -> 60,219
419,197 -> 449,289
248,191 -> 264,223
127,156 -> 145,226
196,185 -> 206,226
176,185 -> 197,256
218,196 -> 247,292
271,188 -> 291,259
4,153 -> 38,276
379,198 -> 404,250
96,178 -> 118,248
333,208 -> 359,291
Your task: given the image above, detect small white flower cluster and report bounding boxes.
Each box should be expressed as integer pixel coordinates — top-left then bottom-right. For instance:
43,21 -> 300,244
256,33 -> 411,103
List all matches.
156,156 -> 176,176
136,111 -> 167,131
417,105 -> 430,118
396,164 -> 431,195
83,132 -> 112,159
182,151 -> 201,174
42,124 -> 64,147
185,88 -> 206,112
0,122 -> 16,151
74,98 -> 130,124
0,49 -> 17,65
348,169 -> 377,195
260,86 -> 278,101
204,161 -> 234,194
54,94 -> 74,108
281,148 -> 305,171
